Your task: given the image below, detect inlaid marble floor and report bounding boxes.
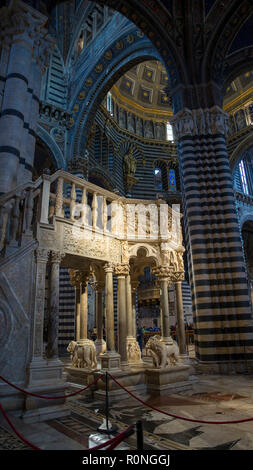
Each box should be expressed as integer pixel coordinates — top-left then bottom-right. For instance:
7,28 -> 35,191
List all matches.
1,373 -> 253,451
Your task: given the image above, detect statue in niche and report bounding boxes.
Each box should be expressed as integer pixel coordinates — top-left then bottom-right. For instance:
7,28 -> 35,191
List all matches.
136,117 -> 143,136
123,147 -> 137,177
128,113 -> 135,133
228,115 -> 236,136
144,120 -> 153,139
119,108 -> 126,128
121,240 -> 129,263
155,122 -> 165,140
235,109 -> 247,131
248,104 -> 253,124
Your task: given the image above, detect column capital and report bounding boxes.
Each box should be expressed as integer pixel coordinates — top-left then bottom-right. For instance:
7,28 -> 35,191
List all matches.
79,270 -> 91,286
34,33 -> 56,73
35,247 -> 49,263
170,106 -> 229,141
153,265 -> 173,281
114,263 -> 130,277
93,281 -> 105,292
104,262 -> 115,274
51,250 -> 65,264
171,271 -> 185,283
0,0 -> 48,46
69,268 -> 82,287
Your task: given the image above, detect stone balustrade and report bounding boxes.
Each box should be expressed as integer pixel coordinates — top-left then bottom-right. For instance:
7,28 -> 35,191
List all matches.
37,169 -> 182,247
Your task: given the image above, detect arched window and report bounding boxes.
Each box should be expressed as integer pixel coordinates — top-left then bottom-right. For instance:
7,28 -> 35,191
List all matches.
154,168 -> 163,190
168,168 -> 177,191
239,160 -> 249,195
166,122 -> 174,141
106,92 -> 113,116
153,160 -> 168,191
234,149 -> 253,195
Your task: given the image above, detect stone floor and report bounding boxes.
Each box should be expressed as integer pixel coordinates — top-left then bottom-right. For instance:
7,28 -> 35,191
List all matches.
1,368 -> 253,452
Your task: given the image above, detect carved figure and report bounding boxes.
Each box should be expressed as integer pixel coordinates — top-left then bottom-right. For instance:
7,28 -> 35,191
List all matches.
235,109 -> 247,131
67,340 -> 97,370
123,148 -> 137,177
127,341 -> 141,362
146,335 -> 179,368
156,122 -> 165,140
128,113 -> 135,133
144,121 -> 153,139
179,111 -> 194,135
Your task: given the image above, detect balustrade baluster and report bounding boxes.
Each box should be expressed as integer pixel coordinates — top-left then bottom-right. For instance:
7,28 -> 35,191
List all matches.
70,183 -> 76,221
81,188 -> 87,225
103,197 -> 108,232
92,192 -> 97,230
55,177 -> 64,217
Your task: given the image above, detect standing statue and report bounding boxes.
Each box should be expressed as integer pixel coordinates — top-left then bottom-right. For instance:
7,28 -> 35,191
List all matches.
123,148 -> 137,177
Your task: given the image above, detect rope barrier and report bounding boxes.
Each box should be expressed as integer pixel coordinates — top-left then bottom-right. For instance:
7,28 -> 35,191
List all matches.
0,403 -> 41,450
108,373 -> 253,425
106,426 -> 134,451
0,374 -> 103,400
89,424 -> 135,451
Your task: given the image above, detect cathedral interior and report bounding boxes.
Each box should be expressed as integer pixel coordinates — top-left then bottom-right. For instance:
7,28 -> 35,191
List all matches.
1,0 -> 253,454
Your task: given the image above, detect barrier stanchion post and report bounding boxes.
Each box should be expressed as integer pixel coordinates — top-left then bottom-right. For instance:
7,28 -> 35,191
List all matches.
106,371 -> 109,431
136,420 -> 143,450
97,371 -> 117,434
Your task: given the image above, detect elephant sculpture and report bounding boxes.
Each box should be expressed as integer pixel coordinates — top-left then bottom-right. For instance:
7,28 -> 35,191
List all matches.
146,335 -> 179,368
67,340 -> 97,370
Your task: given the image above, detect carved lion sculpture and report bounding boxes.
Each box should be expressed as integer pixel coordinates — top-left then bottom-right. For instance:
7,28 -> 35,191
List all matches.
67,340 -> 97,370
146,335 -> 179,368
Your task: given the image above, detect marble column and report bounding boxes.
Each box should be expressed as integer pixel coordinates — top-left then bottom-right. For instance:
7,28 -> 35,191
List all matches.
0,1 -> 52,193
115,263 -> 129,368
174,273 -> 187,357
131,281 -> 139,339
171,106 -> 253,371
94,281 -> 105,355
100,262 -> 121,371
126,277 -> 142,365
46,251 -> 65,359
22,34 -> 54,184
30,248 -> 49,363
76,285 -> 81,342
79,271 -> 91,344
69,269 -> 82,342
154,266 -> 173,344
126,274 -> 133,338
26,249 -> 66,418
104,263 -> 115,352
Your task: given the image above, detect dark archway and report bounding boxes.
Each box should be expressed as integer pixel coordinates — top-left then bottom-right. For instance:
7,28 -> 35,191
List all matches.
33,137 -> 58,180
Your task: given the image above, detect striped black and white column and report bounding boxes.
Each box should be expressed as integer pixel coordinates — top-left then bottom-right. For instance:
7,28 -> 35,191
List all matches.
0,2 -> 49,193
171,106 -> 253,373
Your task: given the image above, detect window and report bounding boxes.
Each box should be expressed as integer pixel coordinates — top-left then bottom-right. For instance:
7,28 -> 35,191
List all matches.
154,168 -> 163,190
168,169 -> 177,191
106,92 -> 113,116
166,122 -> 174,141
109,153 -> 114,172
239,160 -> 249,195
